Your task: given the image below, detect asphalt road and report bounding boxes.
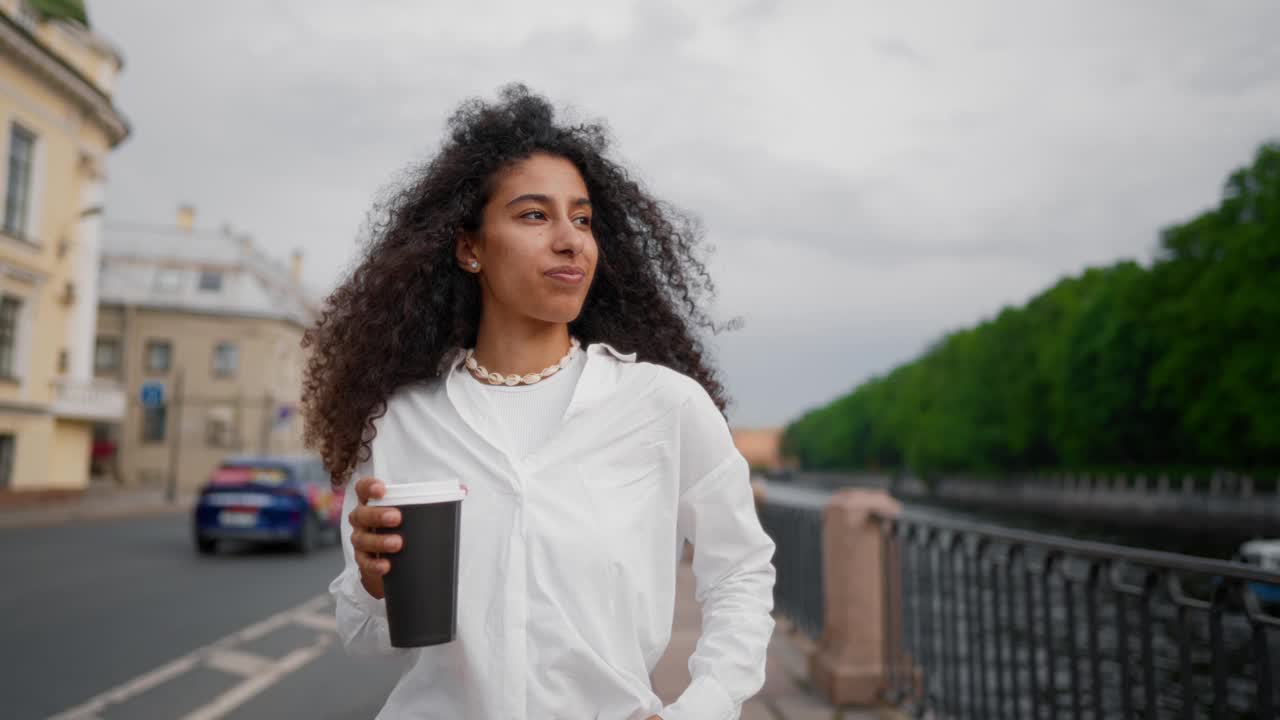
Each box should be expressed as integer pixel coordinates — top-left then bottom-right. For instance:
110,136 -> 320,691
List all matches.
0,512 -> 403,719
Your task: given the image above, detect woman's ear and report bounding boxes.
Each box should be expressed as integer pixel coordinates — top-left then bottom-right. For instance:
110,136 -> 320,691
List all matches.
455,231 -> 480,271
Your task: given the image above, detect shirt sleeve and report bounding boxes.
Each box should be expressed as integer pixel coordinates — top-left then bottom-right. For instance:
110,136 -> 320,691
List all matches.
661,380 -> 777,720
328,459 -> 409,659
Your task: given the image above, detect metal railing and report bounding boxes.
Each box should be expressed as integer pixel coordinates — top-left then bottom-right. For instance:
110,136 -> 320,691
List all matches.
757,490 -> 826,639
880,509 -> 1280,719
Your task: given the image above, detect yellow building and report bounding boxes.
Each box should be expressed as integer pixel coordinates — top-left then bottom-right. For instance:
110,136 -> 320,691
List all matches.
0,0 -> 128,494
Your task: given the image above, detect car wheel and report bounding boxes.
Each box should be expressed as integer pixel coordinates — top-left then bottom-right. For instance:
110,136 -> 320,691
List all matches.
293,514 -> 318,554
195,534 -> 218,555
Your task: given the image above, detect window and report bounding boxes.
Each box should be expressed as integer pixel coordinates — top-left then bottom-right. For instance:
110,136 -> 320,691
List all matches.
0,296 -> 21,378
3,124 -> 35,240
198,271 -> 223,291
141,405 -> 166,443
205,406 -> 234,448
0,434 -> 13,488
212,342 -> 238,378
94,338 -> 120,374
206,417 -> 231,447
153,268 -> 183,293
145,340 -> 172,373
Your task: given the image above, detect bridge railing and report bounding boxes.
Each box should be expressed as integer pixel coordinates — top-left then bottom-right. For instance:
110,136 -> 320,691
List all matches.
756,490 -> 825,639
757,485 -> 1280,719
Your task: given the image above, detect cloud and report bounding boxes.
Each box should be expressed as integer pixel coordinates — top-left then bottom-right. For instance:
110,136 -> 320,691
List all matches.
92,0 -> 1280,427
870,37 -> 930,67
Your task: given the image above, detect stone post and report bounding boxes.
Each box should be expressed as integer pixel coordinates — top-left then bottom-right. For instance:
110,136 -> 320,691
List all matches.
809,488 -> 903,705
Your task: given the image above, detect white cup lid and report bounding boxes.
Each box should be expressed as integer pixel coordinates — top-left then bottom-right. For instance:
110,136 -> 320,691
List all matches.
368,480 -> 467,506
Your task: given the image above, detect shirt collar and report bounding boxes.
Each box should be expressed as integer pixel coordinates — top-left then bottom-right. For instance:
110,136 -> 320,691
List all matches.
587,341 -> 637,363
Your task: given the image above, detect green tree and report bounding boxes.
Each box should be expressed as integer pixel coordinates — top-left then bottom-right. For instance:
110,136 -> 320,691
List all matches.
783,141 -> 1280,479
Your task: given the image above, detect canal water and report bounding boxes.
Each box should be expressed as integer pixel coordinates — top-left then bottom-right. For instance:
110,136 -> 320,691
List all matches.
908,497 -> 1256,560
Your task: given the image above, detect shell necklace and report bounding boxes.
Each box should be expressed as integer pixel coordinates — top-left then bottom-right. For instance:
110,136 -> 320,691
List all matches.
464,337 -> 581,386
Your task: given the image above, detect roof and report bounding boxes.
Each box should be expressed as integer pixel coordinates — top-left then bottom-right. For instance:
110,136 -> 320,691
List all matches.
100,223 -> 318,328
0,3 -> 129,144
29,0 -> 88,28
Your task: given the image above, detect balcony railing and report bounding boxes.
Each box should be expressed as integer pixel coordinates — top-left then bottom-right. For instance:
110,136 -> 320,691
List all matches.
50,377 -> 125,422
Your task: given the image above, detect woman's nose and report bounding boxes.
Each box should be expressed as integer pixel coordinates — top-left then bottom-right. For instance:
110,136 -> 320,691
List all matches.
553,218 -> 584,255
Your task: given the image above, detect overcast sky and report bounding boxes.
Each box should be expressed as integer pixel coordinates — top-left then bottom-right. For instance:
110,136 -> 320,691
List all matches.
91,1 -> 1280,428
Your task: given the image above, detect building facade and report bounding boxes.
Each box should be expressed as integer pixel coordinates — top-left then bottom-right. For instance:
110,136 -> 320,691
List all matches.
96,210 -> 315,492
731,427 -> 796,473
0,0 -> 128,492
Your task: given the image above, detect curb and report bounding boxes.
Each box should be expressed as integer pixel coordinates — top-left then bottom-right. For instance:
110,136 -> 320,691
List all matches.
0,499 -> 194,530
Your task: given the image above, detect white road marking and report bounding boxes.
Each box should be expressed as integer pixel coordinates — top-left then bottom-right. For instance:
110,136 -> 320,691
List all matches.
181,634 -> 333,720
292,611 -> 338,633
46,593 -> 336,720
204,648 -> 274,678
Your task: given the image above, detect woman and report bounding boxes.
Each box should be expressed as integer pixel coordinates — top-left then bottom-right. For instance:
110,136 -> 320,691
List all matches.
303,84 -> 776,720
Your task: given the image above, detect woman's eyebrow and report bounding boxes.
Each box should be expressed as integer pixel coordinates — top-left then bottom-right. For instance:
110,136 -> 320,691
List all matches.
504,193 -> 592,208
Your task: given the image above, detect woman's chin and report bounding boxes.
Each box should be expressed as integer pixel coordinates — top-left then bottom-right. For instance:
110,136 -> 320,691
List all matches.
525,307 -> 585,325
530,298 -> 588,323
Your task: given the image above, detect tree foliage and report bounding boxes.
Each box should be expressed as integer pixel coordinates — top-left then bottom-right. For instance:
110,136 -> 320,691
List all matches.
782,142 -> 1280,477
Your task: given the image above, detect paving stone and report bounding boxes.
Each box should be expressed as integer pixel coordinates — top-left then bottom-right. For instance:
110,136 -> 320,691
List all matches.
741,698 -> 775,720
770,690 -> 838,719
658,557 -> 878,719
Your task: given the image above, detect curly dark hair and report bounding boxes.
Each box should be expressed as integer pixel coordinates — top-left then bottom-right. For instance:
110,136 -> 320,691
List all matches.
302,84 -> 736,486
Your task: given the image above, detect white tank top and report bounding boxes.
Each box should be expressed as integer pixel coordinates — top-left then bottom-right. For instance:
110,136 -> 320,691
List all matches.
450,345 -> 587,463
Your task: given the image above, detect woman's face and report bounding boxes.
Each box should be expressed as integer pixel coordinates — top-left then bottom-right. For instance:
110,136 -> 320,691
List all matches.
458,153 -> 598,326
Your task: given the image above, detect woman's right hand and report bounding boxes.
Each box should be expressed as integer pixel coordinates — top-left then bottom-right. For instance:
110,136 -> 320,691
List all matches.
349,477 -> 402,600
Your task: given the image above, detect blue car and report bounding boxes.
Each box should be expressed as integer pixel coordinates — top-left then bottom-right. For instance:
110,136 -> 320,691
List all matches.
193,455 -> 342,555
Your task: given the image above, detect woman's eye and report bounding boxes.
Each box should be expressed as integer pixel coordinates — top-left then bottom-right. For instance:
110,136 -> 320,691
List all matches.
574,216 -> 592,226
521,210 -> 547,221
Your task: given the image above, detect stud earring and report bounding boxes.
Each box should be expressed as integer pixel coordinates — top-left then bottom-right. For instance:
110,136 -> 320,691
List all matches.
469,261 -> 480,271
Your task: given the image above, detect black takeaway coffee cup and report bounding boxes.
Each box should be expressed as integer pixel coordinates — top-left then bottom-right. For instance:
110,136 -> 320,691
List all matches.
370,480 -> 466,647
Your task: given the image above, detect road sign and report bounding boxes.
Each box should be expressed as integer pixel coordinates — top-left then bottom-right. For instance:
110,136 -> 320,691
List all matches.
140,381 -> 165,408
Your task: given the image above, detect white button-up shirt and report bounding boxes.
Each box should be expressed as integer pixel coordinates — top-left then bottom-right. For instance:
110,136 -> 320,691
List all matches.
330,341 -> 777,719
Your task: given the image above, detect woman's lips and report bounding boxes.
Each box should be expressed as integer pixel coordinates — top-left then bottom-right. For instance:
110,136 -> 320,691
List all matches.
545,271 -> 584,284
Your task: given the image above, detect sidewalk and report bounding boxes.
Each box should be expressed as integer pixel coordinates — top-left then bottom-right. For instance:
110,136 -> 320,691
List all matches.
651,556 -> 889,720
0,483 -> 194,529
